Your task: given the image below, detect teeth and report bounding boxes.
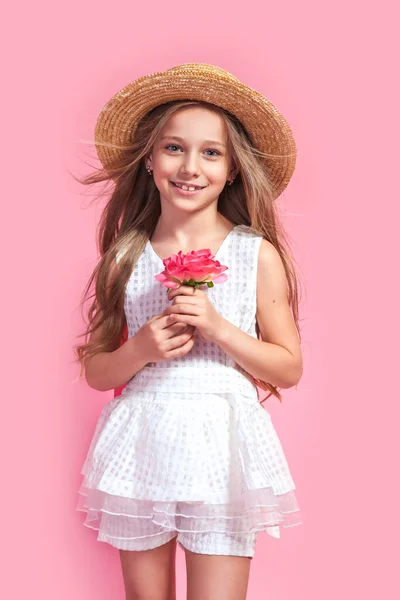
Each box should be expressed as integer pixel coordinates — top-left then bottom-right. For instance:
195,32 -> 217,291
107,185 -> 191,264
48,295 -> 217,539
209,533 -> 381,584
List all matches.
175,182 -> 202,191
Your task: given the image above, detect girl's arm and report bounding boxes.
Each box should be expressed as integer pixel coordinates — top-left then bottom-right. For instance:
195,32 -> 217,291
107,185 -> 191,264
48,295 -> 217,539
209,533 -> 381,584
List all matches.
215,239 -> 303,389
85,329 -> 147,392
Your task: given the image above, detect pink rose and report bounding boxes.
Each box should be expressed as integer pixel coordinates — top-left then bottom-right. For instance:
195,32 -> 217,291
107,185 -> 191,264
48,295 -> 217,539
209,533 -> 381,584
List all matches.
154,248 -> 228,290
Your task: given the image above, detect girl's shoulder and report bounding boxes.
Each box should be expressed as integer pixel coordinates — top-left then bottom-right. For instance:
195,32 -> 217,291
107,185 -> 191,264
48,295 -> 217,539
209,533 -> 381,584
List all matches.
235,223 -> 265,242
239,223 -> 264,236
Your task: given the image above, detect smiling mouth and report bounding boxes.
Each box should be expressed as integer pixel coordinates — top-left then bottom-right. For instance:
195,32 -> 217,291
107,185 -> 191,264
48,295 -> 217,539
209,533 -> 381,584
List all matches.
171,181 -> 206,191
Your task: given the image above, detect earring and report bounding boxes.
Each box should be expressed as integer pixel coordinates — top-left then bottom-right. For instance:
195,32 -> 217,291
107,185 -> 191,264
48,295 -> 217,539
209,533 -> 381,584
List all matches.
227,171 -> 238,185
146,166 -> 152,175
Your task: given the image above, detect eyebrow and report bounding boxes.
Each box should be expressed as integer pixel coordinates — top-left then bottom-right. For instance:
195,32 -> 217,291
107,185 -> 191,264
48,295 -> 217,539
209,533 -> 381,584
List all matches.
160,135 -> 226,148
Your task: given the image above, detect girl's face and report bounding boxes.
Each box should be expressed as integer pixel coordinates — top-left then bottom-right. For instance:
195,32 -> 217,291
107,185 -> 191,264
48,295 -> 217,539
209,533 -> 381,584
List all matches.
146,106 -> 235,212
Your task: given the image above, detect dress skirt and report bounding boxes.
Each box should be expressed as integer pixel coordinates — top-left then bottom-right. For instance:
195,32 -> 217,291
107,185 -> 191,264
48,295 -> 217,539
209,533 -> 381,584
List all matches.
77,366 -> 302,547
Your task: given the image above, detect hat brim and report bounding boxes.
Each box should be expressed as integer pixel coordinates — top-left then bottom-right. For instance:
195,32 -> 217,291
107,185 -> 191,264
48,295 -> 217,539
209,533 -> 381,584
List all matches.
94,63 -> 296,200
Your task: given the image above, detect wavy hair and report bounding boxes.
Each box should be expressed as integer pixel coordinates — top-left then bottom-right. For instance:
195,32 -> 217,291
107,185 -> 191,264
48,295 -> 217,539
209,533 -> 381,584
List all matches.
73,100 -> 304,404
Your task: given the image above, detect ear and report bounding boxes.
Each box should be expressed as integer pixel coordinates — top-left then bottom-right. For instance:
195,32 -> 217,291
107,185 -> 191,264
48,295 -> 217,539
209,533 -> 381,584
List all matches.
229,158 -> 238,178
145,153 -> 153,170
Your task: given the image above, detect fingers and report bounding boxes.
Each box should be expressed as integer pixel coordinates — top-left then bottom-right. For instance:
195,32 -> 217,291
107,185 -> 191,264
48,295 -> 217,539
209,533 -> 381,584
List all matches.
163,303 -> 200,317
159,315 -> 196,334
163,329 -> 196,358
167,323 -> 196,339
167,285 -> 198,301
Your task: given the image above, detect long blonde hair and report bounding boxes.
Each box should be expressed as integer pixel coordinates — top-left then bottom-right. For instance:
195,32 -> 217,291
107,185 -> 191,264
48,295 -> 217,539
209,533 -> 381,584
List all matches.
73,100 -> 303,403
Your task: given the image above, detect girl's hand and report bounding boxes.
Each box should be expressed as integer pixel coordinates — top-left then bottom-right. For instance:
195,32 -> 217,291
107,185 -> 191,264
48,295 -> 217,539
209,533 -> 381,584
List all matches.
134,314 -> 196,364
162,285 -> 226,342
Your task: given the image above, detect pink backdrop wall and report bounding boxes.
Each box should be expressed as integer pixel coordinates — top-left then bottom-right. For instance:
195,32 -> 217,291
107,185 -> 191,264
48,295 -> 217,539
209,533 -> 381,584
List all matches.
2,0 -> 398,598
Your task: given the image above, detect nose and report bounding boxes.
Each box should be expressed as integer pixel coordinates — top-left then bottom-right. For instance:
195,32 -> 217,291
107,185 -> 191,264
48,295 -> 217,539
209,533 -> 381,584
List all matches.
179,150 -> 201,177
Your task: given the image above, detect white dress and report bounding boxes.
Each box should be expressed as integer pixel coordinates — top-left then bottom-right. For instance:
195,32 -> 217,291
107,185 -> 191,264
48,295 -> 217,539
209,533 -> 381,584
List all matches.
77,224 -> 302,548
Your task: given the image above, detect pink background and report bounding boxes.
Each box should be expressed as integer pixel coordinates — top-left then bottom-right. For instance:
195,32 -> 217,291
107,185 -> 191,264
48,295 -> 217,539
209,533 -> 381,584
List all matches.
2,0 -> 399,598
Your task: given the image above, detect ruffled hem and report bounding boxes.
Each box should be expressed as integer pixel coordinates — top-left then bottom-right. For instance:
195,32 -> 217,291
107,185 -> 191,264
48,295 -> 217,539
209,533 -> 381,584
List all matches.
76,480 -> 302,541
76,387 -> 303,544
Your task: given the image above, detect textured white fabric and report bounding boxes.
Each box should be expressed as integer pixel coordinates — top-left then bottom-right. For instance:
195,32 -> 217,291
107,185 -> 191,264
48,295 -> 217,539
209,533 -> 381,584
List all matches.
77,224 -> 302,549
91,527 -> 260,557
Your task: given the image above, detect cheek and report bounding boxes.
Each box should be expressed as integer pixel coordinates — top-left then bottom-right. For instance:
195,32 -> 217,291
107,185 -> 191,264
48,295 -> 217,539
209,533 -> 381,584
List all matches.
205,163 -> 230,183
154,155 -> 176,175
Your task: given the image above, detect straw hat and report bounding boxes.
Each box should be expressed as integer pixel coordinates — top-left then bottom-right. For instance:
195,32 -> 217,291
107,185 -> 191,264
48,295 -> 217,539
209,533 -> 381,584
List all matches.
94,63 -> 297,200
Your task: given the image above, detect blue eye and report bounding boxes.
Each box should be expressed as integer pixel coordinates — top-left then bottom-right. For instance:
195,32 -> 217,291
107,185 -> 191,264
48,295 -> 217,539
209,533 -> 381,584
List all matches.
165,145 -> 220,156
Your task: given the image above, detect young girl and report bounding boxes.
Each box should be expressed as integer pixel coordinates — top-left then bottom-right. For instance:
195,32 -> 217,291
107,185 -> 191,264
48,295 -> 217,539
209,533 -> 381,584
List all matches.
75,63 -> 303,600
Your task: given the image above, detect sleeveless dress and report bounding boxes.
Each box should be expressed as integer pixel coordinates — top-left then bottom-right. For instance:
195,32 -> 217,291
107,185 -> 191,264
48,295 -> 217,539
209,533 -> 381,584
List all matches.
77,224 -> 302,547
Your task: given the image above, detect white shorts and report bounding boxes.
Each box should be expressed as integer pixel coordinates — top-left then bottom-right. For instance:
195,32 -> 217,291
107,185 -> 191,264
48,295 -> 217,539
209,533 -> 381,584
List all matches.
101,527 -> 259,557
96,510 -> 260,557
155,531 -> 258,558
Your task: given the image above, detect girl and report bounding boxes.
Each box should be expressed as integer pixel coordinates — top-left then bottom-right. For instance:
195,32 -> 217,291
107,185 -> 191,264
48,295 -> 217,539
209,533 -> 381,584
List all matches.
75,63 -> 304,600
